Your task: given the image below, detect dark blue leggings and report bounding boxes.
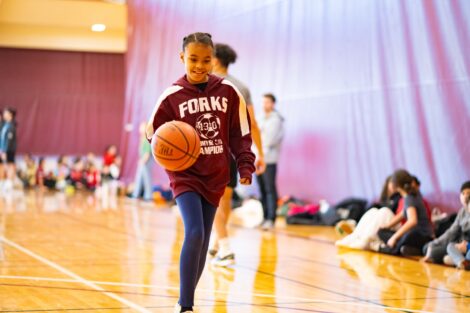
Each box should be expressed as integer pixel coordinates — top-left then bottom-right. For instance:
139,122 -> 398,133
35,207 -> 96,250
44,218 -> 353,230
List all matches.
175,191 -> 217,307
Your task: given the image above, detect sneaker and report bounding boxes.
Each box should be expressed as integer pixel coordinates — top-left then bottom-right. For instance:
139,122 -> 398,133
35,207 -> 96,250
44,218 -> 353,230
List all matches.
173,303 -> 193,313
369,240 -> 381,252
335,220 -> 356,236
262,220 -> 274,231
208,248 -> 218,258
443,255 -> 454,266
458,260 -> 470,271
400,245 -> 423,257
378,244 -> 395,255
211,253 -> 235,267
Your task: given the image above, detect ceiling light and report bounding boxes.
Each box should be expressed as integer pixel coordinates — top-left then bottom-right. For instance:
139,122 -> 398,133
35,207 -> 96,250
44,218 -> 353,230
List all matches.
91,24 -> 106,32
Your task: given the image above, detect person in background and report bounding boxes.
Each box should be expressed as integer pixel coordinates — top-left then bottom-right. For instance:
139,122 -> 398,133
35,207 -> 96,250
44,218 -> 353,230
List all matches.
19,154 -> 37,189
55,156 -> 70,191
257,93 -> 284,230
377,169 -> 434,256
68,157 -> 85,189
209,43 -> 266,267
132,122 -> 153,201
85,161 -> 100,191
336,175 -> 401,250
0,108 -> 17,193
36,157 -> 45,188
422,181 -> 470,268
368,176 -> 401,213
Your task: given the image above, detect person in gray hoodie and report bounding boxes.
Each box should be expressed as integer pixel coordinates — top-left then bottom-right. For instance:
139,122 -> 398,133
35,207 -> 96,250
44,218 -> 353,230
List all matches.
257,93 -> 284,230
422,181 -> 470,268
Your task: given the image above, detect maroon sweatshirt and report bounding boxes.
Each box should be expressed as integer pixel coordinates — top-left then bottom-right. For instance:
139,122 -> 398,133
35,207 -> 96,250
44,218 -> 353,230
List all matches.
147,74 -> 256,207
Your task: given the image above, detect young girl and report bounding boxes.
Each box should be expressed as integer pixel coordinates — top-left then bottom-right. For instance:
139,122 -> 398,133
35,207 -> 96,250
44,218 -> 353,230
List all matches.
377,169 -> 434,256
146,32 -> 255,313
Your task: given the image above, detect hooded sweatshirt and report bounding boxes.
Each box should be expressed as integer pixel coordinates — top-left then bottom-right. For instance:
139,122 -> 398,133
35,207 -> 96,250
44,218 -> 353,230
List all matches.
147,74 -> 256,207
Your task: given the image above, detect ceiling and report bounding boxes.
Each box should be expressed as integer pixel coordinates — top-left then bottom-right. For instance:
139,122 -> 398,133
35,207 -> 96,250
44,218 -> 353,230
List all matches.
0,0 -> 127,53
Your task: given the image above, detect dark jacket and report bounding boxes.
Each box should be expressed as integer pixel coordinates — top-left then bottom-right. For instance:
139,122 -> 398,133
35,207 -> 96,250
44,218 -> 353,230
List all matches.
0,122 -> 16,152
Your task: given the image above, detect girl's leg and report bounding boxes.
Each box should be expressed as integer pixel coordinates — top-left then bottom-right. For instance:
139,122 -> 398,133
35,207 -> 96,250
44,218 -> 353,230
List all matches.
447,242 -> 465,267
395,229 -> 431,256
196,196 -> 217,283
176,192 -> 209,307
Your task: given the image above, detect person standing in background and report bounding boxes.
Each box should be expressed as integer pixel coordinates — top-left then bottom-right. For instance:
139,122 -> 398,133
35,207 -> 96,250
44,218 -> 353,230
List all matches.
257,94 -> 284,230
0,108 -> 17,194
132,122 -> 153,201
209,43 -> 266,267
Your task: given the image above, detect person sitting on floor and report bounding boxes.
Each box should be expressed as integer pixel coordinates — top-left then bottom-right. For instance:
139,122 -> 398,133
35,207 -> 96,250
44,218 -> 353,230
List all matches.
335,175 -> 401,250
376,169 -> 434,256
422,181 -> 470,269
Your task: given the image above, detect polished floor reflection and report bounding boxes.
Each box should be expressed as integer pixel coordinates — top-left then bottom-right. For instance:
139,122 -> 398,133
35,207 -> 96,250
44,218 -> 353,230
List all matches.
0,190 -> 469,312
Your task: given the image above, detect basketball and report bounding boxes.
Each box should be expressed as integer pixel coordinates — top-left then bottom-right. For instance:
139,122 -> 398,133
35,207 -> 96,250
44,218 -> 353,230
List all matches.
151,121 -> 201,171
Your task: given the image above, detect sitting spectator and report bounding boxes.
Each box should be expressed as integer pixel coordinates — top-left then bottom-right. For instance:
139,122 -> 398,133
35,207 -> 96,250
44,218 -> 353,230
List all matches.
422,181 -> 470,268
55,156 -> 70,190
368,175 -> 401,213
377,169 -> 434,256
19,154 -> 37,188
395,176 -> 433,226
36,157 -> 46,188
336,175 -> 401,249
36,158 -> 57,190
85,161 -> 100,191
68,157 -> 85,189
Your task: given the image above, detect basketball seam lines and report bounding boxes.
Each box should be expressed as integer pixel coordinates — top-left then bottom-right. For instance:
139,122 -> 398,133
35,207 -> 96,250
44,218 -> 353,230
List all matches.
170,123 -> 198,171
155,134 -> 198,160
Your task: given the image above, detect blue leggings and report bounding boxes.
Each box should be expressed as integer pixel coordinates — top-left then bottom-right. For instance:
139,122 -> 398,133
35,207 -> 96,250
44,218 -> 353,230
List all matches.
175,192 -> 217,307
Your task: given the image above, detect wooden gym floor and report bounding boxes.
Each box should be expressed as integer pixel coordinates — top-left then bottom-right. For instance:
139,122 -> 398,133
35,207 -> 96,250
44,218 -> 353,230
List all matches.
0,190 -> 469,312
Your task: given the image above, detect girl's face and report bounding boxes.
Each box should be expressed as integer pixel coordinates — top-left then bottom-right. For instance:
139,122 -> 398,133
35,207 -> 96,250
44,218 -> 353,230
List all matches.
3,110 -> 12,122
387,180 -> 397,196
460,188 -> 470,210
180,43 -> 213,84
108,146 -> 117,155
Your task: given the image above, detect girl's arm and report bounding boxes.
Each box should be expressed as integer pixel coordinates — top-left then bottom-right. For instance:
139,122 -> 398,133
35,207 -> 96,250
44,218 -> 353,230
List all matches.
146,97 -> 174,141
388,207 -> 418,247
383,211 -> 405,229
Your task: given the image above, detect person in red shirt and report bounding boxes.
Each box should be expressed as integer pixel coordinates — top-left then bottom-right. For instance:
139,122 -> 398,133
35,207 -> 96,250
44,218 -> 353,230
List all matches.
146,32 -> 255,313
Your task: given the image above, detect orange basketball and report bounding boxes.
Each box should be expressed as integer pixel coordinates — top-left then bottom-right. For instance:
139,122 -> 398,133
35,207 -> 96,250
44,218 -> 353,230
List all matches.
151,121 -> 201,171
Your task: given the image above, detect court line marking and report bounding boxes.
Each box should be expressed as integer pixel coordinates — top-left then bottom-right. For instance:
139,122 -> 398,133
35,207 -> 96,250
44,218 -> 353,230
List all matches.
0,237 -> 151,313
0,274 -> 437,313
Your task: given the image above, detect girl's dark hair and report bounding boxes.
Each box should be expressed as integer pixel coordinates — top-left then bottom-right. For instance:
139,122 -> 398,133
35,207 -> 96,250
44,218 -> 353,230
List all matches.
391,169 -> 416,195
379,176 -> 392,203
214,43 -> 237,68
264,93 -> 276,103
461,181 -> 470,193
182,32 -> 214,51
3,107 -> 16,119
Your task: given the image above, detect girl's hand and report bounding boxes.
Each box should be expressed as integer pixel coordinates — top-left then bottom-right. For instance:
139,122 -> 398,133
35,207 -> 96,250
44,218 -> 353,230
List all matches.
255,157 -> 266,175
420,246 -> 433,263
387,237 -> 397,248
239,178 -> 251,185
